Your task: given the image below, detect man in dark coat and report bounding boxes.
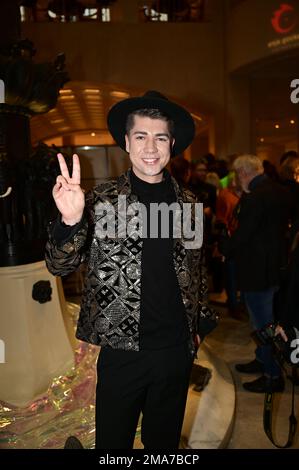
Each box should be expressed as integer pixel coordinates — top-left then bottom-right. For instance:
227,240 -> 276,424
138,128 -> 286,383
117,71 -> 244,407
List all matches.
224,155 -> 290,393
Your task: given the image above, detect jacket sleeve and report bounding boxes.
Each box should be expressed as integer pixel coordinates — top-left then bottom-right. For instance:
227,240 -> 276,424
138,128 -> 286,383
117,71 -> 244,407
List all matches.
182,187 -> 219,340
230,193 -> 264,248
196,249 -> 219,340
195,249 -> 219,342
45,190 -> 94,277
218,193 -> 263,258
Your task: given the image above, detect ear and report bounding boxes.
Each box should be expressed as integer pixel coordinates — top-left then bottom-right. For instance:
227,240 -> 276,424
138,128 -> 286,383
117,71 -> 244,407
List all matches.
171,138 -> 175,155
125,134 -> 130,153
238,167 -> 246,178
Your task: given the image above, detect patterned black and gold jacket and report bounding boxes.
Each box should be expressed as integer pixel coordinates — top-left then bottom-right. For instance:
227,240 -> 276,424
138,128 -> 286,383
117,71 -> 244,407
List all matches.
45,169 -> 216,355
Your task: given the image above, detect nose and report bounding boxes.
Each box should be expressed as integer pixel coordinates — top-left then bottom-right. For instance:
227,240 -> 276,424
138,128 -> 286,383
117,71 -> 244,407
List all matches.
144,137 -> 157,153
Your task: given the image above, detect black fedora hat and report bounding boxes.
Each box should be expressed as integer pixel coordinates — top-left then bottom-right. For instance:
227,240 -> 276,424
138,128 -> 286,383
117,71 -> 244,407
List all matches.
107,90 -> 195,157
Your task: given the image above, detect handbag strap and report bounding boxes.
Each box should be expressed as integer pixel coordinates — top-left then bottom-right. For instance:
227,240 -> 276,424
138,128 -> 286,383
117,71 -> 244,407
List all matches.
263,368 -> 297,448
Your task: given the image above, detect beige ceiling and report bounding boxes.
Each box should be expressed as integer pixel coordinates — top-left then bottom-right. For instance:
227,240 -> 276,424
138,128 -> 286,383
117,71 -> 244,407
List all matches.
30,82 -> 207,145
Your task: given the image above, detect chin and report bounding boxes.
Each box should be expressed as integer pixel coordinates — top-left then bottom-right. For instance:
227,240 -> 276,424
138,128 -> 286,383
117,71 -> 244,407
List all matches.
139,163 -> 161,173
143,167 -> 163,177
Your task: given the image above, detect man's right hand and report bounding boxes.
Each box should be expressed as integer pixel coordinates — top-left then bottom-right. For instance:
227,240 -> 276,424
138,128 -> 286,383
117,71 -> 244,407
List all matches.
52,153 -> 85,226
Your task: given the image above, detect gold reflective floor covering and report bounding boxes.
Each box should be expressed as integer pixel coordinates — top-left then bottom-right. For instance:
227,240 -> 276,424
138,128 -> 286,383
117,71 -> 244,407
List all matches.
0,304 -> 99,449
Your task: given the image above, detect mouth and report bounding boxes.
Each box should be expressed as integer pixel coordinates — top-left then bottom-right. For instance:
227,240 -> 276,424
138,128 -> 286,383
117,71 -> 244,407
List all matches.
142,158 -> 159,165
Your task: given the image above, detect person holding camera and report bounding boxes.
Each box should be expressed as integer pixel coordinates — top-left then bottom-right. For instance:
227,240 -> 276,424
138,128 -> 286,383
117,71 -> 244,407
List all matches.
275,230 -> 299,343
220,155 -> 291,393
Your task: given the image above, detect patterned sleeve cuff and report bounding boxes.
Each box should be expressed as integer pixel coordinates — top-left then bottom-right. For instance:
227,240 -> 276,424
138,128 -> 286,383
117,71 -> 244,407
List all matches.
49,214 -> 86,247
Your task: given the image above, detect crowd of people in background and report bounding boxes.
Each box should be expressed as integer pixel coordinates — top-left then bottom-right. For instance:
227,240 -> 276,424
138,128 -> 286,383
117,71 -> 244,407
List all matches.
170,152 -> 246,313
170,150 -> 299,393
170,150 -> 299,303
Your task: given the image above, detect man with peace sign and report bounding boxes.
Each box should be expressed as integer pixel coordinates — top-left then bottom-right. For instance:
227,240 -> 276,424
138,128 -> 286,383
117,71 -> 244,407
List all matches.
46,91 -> 214,449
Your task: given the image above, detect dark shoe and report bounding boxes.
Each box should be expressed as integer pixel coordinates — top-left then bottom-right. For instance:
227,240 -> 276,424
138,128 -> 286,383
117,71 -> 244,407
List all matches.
243,375 -> 285,393
64,436 -> 84,449
235,359 -> 264,374
191,364 -> 212,392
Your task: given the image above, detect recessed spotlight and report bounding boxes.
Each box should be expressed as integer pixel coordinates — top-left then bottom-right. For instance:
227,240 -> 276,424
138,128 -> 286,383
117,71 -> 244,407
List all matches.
290,119 -> 295,125
275,124 -> 280,129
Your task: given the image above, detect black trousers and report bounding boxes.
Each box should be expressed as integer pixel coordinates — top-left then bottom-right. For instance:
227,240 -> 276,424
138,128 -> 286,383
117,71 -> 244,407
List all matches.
95,341 -> 193,449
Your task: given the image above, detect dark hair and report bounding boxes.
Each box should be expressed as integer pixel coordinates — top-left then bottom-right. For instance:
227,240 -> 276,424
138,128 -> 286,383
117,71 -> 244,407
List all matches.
194,158 -> 208,169
280,157 -> 299,181
263,159 -> 279,181
125,108 -> 175,138
280,150 -> 298,166
170,155 -> 190,185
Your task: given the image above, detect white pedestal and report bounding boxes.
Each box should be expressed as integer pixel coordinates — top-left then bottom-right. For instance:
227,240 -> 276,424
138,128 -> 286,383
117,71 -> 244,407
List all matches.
0,261 -> 74,407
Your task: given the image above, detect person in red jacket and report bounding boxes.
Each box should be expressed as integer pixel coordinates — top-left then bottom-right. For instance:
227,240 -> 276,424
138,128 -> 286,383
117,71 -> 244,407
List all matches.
216,172 -> 243,318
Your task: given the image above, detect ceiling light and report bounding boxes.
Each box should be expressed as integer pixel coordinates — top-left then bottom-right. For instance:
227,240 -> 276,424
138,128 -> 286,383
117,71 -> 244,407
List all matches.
59,95 -> 75,100
84,89 -> 100,93
60,89 -> 73,94
290,120 -> 295,125
50,119 -> 64,124
91,132 -> 96,137
110,91 -> 130,98
191,113 -> 202,122
275,124 -> 280,129
260,138 -> 264,142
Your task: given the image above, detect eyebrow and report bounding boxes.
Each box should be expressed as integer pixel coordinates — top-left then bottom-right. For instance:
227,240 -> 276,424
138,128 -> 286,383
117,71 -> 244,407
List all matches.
132,131 -> 170,138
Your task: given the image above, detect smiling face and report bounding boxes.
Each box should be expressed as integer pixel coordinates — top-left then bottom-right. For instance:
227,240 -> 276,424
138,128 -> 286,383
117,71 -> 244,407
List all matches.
125,115 -> 174,183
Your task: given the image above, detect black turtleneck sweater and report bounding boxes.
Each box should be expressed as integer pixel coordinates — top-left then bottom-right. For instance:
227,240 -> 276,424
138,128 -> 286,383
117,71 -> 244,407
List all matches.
130,170 -> 189,350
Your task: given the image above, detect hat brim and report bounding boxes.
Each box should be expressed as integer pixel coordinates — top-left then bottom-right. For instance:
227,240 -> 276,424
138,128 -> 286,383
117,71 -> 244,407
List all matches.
107,96 -> 195,157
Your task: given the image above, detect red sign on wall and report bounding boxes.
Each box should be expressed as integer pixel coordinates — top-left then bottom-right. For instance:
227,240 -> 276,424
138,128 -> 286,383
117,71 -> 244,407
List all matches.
271,3 -> 297,34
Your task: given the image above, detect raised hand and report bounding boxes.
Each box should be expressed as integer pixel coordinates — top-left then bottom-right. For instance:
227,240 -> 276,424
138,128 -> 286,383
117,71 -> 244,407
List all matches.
275,325 -> 288,342
53,153 -> 85,226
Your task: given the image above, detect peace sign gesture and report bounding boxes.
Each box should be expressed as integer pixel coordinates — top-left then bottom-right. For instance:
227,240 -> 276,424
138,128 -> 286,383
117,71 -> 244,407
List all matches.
52,153 -> 85,226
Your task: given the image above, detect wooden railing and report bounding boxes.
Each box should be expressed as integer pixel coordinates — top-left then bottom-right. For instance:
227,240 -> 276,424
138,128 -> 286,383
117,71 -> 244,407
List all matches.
139,0 -> 206,22
19,0 -> 206,23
